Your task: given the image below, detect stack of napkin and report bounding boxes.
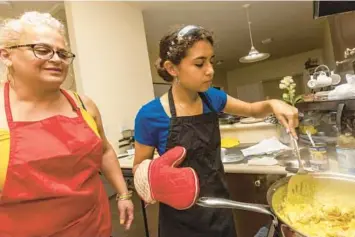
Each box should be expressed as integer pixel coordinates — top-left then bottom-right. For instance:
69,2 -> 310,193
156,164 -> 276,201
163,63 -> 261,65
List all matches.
241,137 -> 291,166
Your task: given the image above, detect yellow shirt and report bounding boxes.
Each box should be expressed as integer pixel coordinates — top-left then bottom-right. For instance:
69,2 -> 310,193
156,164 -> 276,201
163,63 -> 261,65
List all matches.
0,92 -> 100,191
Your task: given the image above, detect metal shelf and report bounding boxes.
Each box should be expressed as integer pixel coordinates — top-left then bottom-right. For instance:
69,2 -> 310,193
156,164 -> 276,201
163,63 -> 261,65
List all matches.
296,99 -> 355,111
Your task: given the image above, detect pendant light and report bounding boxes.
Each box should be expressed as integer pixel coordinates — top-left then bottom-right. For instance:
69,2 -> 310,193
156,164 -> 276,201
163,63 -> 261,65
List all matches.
239,4 -> 270,63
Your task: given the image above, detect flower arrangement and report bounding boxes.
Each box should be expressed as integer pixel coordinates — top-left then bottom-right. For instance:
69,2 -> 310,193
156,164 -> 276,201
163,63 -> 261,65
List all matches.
279,76 -> 303,106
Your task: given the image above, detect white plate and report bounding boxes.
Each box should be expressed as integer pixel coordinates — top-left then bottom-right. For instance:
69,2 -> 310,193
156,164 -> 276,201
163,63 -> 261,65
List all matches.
222,154 -> 244,164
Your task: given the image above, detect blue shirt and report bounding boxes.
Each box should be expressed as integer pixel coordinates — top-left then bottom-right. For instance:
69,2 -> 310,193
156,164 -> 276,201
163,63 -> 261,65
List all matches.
134,88 -> 227,155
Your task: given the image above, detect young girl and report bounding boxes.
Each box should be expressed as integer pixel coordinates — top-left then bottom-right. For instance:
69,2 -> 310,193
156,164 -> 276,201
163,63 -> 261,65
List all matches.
133,25 -> 298,237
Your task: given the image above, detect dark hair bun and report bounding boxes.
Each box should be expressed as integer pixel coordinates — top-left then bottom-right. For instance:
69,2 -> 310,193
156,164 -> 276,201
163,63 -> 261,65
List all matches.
155,58 -> 173,82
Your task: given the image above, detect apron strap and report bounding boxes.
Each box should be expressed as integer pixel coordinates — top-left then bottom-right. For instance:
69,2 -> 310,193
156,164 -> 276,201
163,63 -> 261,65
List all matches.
60,89 -> 81,113
198,92 -> 217,113
73,92 -> 87,111
4,81 -> 13,123
168,87 -> 177,117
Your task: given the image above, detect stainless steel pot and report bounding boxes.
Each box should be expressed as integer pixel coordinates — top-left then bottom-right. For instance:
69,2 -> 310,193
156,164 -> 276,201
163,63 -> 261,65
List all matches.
197,172 -> 355,237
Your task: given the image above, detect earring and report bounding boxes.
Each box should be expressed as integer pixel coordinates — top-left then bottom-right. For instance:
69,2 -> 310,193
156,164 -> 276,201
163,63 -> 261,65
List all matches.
5,67 -> 15,87
4,67 -> 9,81
4,60 -> 12,68
174,77 -> 180,84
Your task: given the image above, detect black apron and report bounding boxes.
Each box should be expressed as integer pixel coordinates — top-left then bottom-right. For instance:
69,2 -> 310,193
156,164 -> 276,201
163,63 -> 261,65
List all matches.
158,88 -> 236,237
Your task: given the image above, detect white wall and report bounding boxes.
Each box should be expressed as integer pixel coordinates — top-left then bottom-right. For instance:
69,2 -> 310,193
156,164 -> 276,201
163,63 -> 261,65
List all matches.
55,8 -> 77,92
64,2 -> 154,153
322,20 -> 336,70
226,49 -> 324,100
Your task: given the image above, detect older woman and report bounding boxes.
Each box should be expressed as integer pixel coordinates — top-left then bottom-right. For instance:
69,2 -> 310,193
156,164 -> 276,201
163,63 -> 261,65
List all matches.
0,11 -> 133,237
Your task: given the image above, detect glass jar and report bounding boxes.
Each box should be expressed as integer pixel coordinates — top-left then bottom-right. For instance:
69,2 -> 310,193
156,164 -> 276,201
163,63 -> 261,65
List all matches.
309,142 -> 329,171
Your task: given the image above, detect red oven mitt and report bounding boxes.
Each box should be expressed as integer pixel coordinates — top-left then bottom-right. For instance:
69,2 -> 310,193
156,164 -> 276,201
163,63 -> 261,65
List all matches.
134,146 -> 199,210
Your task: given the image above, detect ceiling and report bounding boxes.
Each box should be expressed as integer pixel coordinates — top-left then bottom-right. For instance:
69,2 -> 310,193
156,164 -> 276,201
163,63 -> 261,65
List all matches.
0,1 -> 327,71
130,1 -> 327,70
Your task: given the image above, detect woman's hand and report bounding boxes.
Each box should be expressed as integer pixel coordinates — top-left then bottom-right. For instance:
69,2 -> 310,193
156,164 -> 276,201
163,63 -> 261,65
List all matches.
117,199 -> 134,230
269,99 -> 299,138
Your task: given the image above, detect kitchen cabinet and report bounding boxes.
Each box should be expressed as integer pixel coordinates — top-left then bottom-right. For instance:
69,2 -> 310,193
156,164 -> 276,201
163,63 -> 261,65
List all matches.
226,173 -> 286,237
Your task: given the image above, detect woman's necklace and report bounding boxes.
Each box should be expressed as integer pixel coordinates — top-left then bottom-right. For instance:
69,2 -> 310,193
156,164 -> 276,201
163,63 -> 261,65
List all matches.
173,86 -> 201,116
177,102 -> 194,116
176,97 -> 203,116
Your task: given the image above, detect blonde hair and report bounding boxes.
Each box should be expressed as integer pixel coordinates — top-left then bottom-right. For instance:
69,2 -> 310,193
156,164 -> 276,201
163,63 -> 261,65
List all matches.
0,11 -> 67,83
0,11 -> 66,47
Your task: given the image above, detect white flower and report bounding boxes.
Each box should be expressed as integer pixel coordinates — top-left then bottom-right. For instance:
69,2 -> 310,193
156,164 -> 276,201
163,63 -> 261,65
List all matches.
279,83 -> 286,89
283,76 -> 293,86
279,76 -> 300,105
283,76 -> 293,81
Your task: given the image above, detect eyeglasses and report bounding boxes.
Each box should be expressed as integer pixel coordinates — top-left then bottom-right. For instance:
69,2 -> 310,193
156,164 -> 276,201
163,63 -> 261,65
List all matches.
7,43 -> 76,64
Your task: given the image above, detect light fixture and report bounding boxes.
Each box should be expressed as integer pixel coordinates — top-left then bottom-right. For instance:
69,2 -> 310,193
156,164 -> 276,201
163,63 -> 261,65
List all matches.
239,4 -> 270,63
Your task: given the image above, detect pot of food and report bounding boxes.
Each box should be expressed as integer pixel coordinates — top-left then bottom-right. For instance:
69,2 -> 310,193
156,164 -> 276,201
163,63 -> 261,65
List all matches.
197,172 -> 355,237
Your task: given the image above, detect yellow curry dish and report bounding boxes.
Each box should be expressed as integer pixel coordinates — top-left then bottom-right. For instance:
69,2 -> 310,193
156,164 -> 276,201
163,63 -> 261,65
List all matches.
279,201 -> 355,237
273,178 -> 355,237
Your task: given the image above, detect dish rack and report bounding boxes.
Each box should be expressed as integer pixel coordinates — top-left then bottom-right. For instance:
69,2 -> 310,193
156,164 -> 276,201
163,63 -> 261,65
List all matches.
118,129 -> 135,154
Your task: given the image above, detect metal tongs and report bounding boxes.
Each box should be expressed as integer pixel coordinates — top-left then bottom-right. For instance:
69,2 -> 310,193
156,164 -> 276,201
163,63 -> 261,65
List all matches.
287,134 -> 314,203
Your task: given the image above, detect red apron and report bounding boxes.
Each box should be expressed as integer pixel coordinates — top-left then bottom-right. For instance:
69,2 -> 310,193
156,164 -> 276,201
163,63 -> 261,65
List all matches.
0,82 -> 111,237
